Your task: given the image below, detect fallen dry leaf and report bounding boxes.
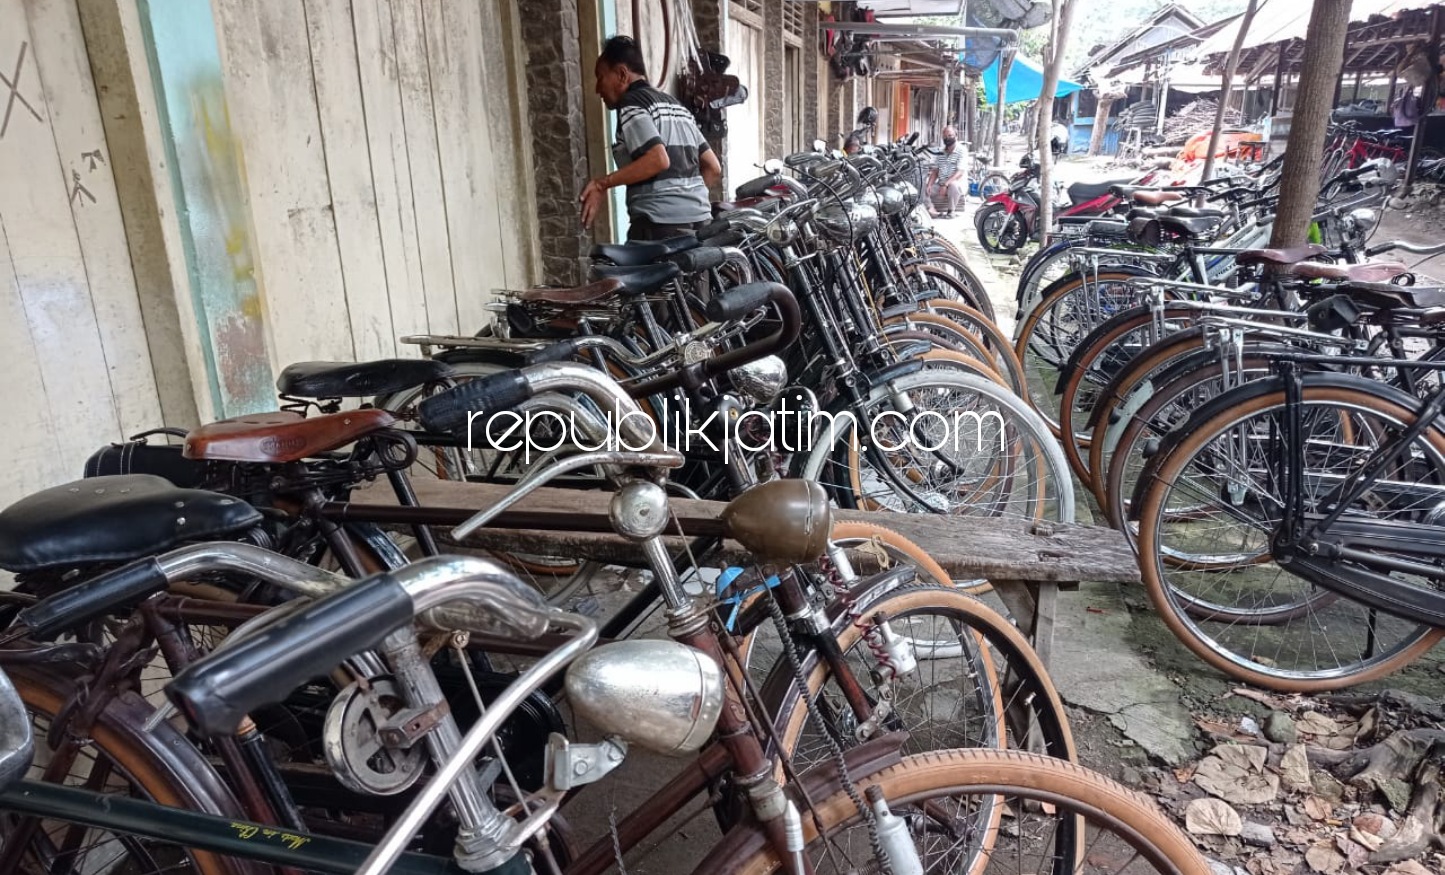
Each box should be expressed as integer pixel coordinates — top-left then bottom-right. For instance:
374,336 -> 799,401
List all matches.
1304,843 -> 1346,874
1280,744 -> 1312,793
1184,797 -> 1242,836
1334,834 -> 1368,869
1352,812 -> 1396,840
1348,826 -> 1384,852
1231,687 -> 1288,708
1302,795 -> 1333,821
1296,711 -> 1343,736
1194,747 -> 1280,805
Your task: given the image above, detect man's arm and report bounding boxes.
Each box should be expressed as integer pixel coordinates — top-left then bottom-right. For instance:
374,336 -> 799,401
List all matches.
700,147 -> 722,190
580,144 -> 669,228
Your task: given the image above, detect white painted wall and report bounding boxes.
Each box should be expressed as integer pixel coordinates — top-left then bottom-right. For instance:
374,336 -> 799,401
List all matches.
0,0 -> 167,505
211,0 -> 538,375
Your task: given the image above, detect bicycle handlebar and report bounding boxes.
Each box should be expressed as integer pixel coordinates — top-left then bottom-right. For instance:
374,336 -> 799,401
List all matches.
1366,239 -> 1445,257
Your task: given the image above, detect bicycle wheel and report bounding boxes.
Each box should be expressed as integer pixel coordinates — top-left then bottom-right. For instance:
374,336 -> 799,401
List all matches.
920,300 -> 1026,395
919,253 -> 994,317
884,315 -> 1013,390
800,370 -> 1073,523
1058,307 -> 1199,485
978,171 -> 1011,201
704,749 -> 1211,875
1014,269 -> 1156,433
1,667 -> 255,875
1135,380 -> 1445,690
904,263 -> 996,324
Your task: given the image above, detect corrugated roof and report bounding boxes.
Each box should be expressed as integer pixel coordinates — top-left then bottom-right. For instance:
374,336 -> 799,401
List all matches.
1197,0 -> 1440,57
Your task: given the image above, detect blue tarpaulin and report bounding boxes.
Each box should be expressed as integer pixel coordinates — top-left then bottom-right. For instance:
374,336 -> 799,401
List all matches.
980,54 -> 1084,105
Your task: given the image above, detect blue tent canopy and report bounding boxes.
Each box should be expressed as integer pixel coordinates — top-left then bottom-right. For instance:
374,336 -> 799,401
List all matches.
979,54 -> 1083,105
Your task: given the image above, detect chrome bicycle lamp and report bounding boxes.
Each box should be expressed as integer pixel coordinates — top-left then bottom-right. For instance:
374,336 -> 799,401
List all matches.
564,639 -> 724,756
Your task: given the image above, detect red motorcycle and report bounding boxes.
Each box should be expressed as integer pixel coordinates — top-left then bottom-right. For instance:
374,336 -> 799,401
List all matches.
973,156 -> 1148,255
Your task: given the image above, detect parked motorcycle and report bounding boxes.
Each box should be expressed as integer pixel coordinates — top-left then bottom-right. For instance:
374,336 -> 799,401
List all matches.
973,155 -> 1142,255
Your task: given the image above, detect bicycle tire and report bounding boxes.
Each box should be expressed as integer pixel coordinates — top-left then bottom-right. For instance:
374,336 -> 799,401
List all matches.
1013,268 -> 1157,434
920,301 -> 1025,390
703,748 -> 1211,875
828,521 -> 982,592
904,263 -> 996,324
1135,382 -> 1445,691
3,667 -> 257,875
798,370 -> 1074,523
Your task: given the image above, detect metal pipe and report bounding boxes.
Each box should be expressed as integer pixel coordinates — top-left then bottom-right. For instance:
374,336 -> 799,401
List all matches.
818,21 -> 1018,42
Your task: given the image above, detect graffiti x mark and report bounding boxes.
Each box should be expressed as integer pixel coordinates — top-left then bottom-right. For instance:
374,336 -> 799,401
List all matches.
70,169 -> 94,206
1,42 -> 43,140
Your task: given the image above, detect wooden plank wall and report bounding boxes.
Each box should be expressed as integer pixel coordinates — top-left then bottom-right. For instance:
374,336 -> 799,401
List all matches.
211,0 -> 537,375
0,0 -> 166,504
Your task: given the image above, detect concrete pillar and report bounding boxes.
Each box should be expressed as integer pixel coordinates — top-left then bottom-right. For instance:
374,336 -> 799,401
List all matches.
803,3 -> 820,142
763,0 -> 785,158
518,0 -> 591,284
692,0 -> 727,195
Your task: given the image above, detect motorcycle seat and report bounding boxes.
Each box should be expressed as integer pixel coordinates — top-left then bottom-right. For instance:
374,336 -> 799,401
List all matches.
517,277 -> 625,306
277,358 -> 455,399
0,474 -> 262,572
1067,177 -> 1134,205
1236,243 -> 1328,267
591,236 -> 699,267
588,261 -> 683,296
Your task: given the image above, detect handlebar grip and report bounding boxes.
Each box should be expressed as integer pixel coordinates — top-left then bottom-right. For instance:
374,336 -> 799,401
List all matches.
701,229 -> 746,248
1365,242 -> 1395,257
17,558 -> 167,640
167,572 -> 413,737
526,337 -> 589,366
906,132 -> 919,145
697,217 -> 730,239
666,246 -> 727,274
706,282 -> 780,322
418,370 -> 533,434
735,174 -> 779,199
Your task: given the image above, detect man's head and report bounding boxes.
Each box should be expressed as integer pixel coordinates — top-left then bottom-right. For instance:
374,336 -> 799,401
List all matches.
942,126 -> 957,148
595,35 -> 648,109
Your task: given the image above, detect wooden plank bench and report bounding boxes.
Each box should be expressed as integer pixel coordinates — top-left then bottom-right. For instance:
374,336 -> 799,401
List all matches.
341,478 -> 1140,668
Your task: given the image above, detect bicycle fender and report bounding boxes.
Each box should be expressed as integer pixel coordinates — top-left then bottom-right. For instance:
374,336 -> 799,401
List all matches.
1127,372 -> 1429,521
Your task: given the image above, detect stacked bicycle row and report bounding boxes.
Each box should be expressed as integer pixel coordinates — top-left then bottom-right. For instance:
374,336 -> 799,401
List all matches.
1008,142 -> 1445,692
0,139 -> 1212,874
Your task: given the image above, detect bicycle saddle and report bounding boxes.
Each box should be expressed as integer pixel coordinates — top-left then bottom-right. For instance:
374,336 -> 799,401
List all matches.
516,277 -> 624,306
1156,214 -> 1221,239
588,261 -> 683,296
1066,177 -> 1133,205
1086,219 -> 1130,237
591,236 -> 699,267
0,474 -> 261,573
183,409 -> 396,464
1340,281 -> 1445,311
1288,261 -> 1409,283
1236,243 -> 1328,266
277,358 -> 455,398
1164,206 -> 1225,220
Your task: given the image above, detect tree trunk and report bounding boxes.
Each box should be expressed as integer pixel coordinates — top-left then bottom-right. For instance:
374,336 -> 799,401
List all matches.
1269,0 -> 1351,248
993,52 -> 1014,167
1034,0 -> 1078,247
1199,0 -> 1260,189
1088,95 -> 1117,156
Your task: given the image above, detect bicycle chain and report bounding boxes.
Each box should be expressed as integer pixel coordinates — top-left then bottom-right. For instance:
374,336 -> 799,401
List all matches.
762,579 -> 890,873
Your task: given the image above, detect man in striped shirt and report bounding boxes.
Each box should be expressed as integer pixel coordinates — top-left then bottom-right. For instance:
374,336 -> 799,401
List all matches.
581,36 -> 722,241
926,126 -> 965,218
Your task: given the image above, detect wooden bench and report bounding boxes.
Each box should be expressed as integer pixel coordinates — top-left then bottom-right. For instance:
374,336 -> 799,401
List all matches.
340,478 -> 1139,668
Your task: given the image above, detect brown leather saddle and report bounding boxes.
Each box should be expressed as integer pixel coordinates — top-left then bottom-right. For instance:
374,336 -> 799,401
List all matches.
1133,189 -> 1184,206
516,277 -> 623,306
1286,261 -> 1409,283
184,409 -> 396,463
1235,243 -> 1328,267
